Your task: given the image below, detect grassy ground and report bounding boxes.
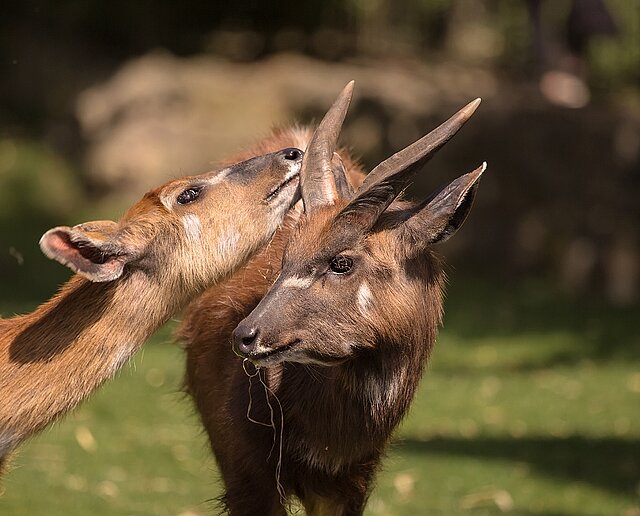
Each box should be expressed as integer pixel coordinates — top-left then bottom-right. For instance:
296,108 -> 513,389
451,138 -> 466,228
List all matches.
0,279 -> 638,515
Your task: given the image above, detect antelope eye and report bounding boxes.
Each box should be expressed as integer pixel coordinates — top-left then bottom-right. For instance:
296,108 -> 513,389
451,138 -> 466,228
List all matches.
282,148 -> 303,161
177,187 -> 202,205
329,255 -> 353,275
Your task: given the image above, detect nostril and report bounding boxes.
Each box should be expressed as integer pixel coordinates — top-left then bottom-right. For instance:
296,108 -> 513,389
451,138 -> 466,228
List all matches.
234,326 -> 260,355
241,328 -> 257,347
282,148 -> 303,161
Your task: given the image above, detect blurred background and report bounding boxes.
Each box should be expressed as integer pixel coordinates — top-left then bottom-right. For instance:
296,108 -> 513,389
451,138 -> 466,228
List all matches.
0,1 -> 638,515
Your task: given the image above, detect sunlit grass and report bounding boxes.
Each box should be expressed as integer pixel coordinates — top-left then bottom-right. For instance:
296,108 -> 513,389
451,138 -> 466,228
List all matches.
1,282 -> 638,515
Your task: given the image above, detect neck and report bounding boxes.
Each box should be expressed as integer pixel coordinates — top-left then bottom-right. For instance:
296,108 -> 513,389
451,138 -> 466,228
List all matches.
0,270 -> 184,459
267,336 -> 432,475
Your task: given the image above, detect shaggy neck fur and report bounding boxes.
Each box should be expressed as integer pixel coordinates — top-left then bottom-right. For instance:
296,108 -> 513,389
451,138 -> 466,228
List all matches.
0,269 -> 186,467
264,268 -> 443,478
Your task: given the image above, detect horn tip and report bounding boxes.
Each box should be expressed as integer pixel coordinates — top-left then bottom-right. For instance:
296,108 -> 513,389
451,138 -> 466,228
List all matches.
342,80 -> 355,99
461,98 -> 482,118
465,162 -> 486,183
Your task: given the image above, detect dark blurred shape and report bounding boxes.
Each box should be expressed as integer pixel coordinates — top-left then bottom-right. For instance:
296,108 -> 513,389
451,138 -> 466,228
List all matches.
527,0 -> 620,108
566,0 -> 618,56
0,1 -> 638,305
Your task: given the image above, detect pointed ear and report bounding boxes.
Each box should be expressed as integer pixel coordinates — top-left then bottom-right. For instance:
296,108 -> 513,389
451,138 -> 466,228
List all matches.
337,98 -> 481,233
39,220 -> 132,282
402,163 -> 486,249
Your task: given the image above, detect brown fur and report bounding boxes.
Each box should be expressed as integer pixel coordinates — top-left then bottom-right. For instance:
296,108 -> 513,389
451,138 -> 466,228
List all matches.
180,114 -> 484,516
180,183 -> 454,515
0,127 -> 308,475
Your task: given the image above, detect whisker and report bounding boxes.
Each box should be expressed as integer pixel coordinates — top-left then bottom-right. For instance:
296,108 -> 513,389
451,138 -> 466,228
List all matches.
258,370 -> 287,505
243,359 -> 272,428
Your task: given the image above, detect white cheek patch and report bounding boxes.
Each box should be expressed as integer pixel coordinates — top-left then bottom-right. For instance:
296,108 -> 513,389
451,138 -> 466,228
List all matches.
218,229 -> 240,259
282,275 -> 314,290
357,282 -> 374,317
182,214 -> 202,242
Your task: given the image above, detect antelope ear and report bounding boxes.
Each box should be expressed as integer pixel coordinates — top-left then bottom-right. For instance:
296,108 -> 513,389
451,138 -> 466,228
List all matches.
40,220 -> 131,282
403,163 -> 486,248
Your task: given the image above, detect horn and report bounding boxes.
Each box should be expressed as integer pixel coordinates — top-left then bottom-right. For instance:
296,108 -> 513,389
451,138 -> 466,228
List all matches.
331,152 -> 355,198
299,81 -> 354,212
338,98 -> 481,230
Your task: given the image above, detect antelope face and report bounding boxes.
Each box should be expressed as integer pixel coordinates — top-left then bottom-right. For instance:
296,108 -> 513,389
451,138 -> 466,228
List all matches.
233,205 -> 392,366
233,84 -> 484,367
40,148 -> 304,290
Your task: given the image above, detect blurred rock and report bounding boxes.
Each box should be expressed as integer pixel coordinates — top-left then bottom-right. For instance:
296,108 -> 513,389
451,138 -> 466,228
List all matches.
75,51 -> 640,303
75,51 -> 499,203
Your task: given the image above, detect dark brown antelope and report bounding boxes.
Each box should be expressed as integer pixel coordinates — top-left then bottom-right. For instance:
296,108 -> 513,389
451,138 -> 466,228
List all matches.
180,82 -> 484,515
0,134 -> 307,476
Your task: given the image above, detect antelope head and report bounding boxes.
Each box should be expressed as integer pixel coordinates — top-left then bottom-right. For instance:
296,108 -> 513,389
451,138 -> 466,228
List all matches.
233,84 -> 485,366
39,148 -> 304,295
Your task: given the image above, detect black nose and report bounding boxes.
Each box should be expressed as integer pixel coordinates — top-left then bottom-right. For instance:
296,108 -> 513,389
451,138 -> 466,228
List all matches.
232,323 -> 261,356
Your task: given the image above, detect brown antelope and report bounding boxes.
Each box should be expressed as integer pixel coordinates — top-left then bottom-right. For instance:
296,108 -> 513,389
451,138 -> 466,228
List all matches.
0,136 -> 309,476
180,83 -> 484,515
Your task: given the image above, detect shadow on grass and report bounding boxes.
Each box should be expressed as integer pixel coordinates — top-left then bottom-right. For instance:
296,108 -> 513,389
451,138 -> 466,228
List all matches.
395,435 -> 640,498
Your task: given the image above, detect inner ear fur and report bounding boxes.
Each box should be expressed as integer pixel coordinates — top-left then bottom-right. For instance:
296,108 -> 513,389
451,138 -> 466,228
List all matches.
40,220 -> 132,282
402,163 -> 486,249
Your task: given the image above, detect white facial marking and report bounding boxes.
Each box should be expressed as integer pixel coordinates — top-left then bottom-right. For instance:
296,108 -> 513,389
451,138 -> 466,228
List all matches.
357,282 -> 374,316
160,167 -> 232,210
182,214 -> 202,242
362,368 -> 405,412
207,167 -> 232,186
282,275 -> 314,290
218,229 -> 240,259
160,194 -> 172,210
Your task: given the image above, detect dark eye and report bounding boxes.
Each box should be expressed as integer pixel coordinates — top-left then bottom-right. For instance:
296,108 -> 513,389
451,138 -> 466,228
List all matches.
177,187 -> 202,205
329,255 -> 353,275
282,148 -> 302,161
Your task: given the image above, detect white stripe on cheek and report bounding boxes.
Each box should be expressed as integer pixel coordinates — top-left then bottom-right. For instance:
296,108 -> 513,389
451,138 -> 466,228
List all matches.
182,214 -> 202,242
282,275 -> 314,290
357,282 -> 374,316
218,230 -> 240,259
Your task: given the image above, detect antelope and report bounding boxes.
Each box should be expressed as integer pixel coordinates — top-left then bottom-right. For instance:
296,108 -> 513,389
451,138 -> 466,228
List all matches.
0,135 -> 308,476
180,82 -> 485,515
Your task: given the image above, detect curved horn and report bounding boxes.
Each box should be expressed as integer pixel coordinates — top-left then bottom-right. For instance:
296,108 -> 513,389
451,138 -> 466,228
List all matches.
300,81 -> 354,212
338,98 -> 481,230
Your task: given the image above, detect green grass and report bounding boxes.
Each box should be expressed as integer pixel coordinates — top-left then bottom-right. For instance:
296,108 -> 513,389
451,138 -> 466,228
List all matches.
1,280 -> 639,515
